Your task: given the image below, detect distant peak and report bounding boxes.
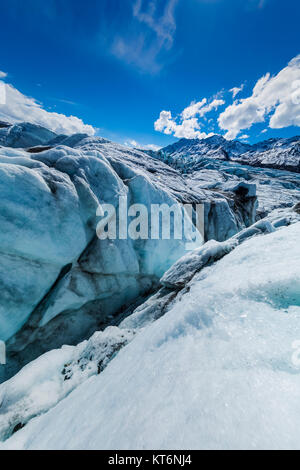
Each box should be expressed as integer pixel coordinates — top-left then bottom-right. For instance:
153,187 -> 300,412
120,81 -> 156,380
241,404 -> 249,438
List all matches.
203,134 -> 226,143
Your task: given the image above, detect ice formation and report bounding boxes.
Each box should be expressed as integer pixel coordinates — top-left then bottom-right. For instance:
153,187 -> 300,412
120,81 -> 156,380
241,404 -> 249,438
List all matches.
1,223 -> 300,450
0,123 -> 300,449
0,125 -> 261,380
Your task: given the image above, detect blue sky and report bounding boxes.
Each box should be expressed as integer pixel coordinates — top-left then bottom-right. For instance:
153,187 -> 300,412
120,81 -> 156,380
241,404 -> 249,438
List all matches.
0,0 -> 299,147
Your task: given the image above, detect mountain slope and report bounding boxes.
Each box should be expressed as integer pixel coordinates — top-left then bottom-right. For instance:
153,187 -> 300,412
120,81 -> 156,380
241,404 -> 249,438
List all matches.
156,135 -> 300,173
154,135 -> 300,219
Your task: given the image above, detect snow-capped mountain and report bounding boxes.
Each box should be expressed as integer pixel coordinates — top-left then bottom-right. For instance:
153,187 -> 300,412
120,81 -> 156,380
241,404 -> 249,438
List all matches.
0,123 -> 299,449
155,135 -> 300,173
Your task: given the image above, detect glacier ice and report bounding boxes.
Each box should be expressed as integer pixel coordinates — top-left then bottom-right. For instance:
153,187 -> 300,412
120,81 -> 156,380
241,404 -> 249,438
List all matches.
0,122 -> 58,149
0,327 -> 135,441
1,223 -> 300,450
0,122 -> 300,449
160,239 -> 238,289
0,210 -> 290,443
0,127 -> 265,381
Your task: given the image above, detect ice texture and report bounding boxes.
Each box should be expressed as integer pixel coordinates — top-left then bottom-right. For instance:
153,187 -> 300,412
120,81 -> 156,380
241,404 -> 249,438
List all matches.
0,122 -> 58,149
0,214 -> 285,440
0,128 -> 262,380
1,223 -> 300,450
0,122 -> 300,449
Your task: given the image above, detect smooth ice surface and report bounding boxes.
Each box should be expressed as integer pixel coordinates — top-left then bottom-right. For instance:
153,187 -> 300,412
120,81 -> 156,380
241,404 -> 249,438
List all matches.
2,223 -> 300,450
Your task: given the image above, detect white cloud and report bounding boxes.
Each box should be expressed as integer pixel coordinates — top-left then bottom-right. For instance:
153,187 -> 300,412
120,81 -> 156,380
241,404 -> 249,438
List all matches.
0,81 -> 95,135
112,0 -> 178,73
155,110 -> 214,139
230,84 -> 244,98
155,97 -> 224,139
154,110 -> 175,134
0,71 -> 7,79
199,98 -> 225,116
133,0 -> 177,49
0,82 -> 6,105
182,98 -> 225,120
219,55 -> 300,139
181,99 -> 207,119
172,118 -> 208,139
124,139 -> 161,151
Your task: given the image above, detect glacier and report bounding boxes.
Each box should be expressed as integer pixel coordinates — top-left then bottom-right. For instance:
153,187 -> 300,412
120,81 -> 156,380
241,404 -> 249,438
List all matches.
1,222 -> 300,450
0,124 -> 262,381
0,122 -> 300,449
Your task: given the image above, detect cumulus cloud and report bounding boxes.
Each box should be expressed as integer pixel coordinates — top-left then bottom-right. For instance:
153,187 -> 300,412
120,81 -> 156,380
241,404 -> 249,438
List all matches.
0,81 -> 95,135
181,99 -> 207,120
0,71 -> 7,79
199,98 -> 225,116
219,55 -> 300,139
182,98 -> 225,119
124,139 -> 161,151
155,97 -> 224,139
230,84 -> 244,98
155,110 -> 207,139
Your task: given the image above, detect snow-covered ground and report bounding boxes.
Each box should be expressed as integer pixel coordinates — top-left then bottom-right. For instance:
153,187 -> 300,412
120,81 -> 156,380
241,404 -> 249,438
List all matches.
1,222 -> 300,450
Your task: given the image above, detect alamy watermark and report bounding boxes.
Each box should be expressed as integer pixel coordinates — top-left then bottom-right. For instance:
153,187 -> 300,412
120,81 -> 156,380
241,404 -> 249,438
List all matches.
96,197 -> 205,250
0,341 -> 6,365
